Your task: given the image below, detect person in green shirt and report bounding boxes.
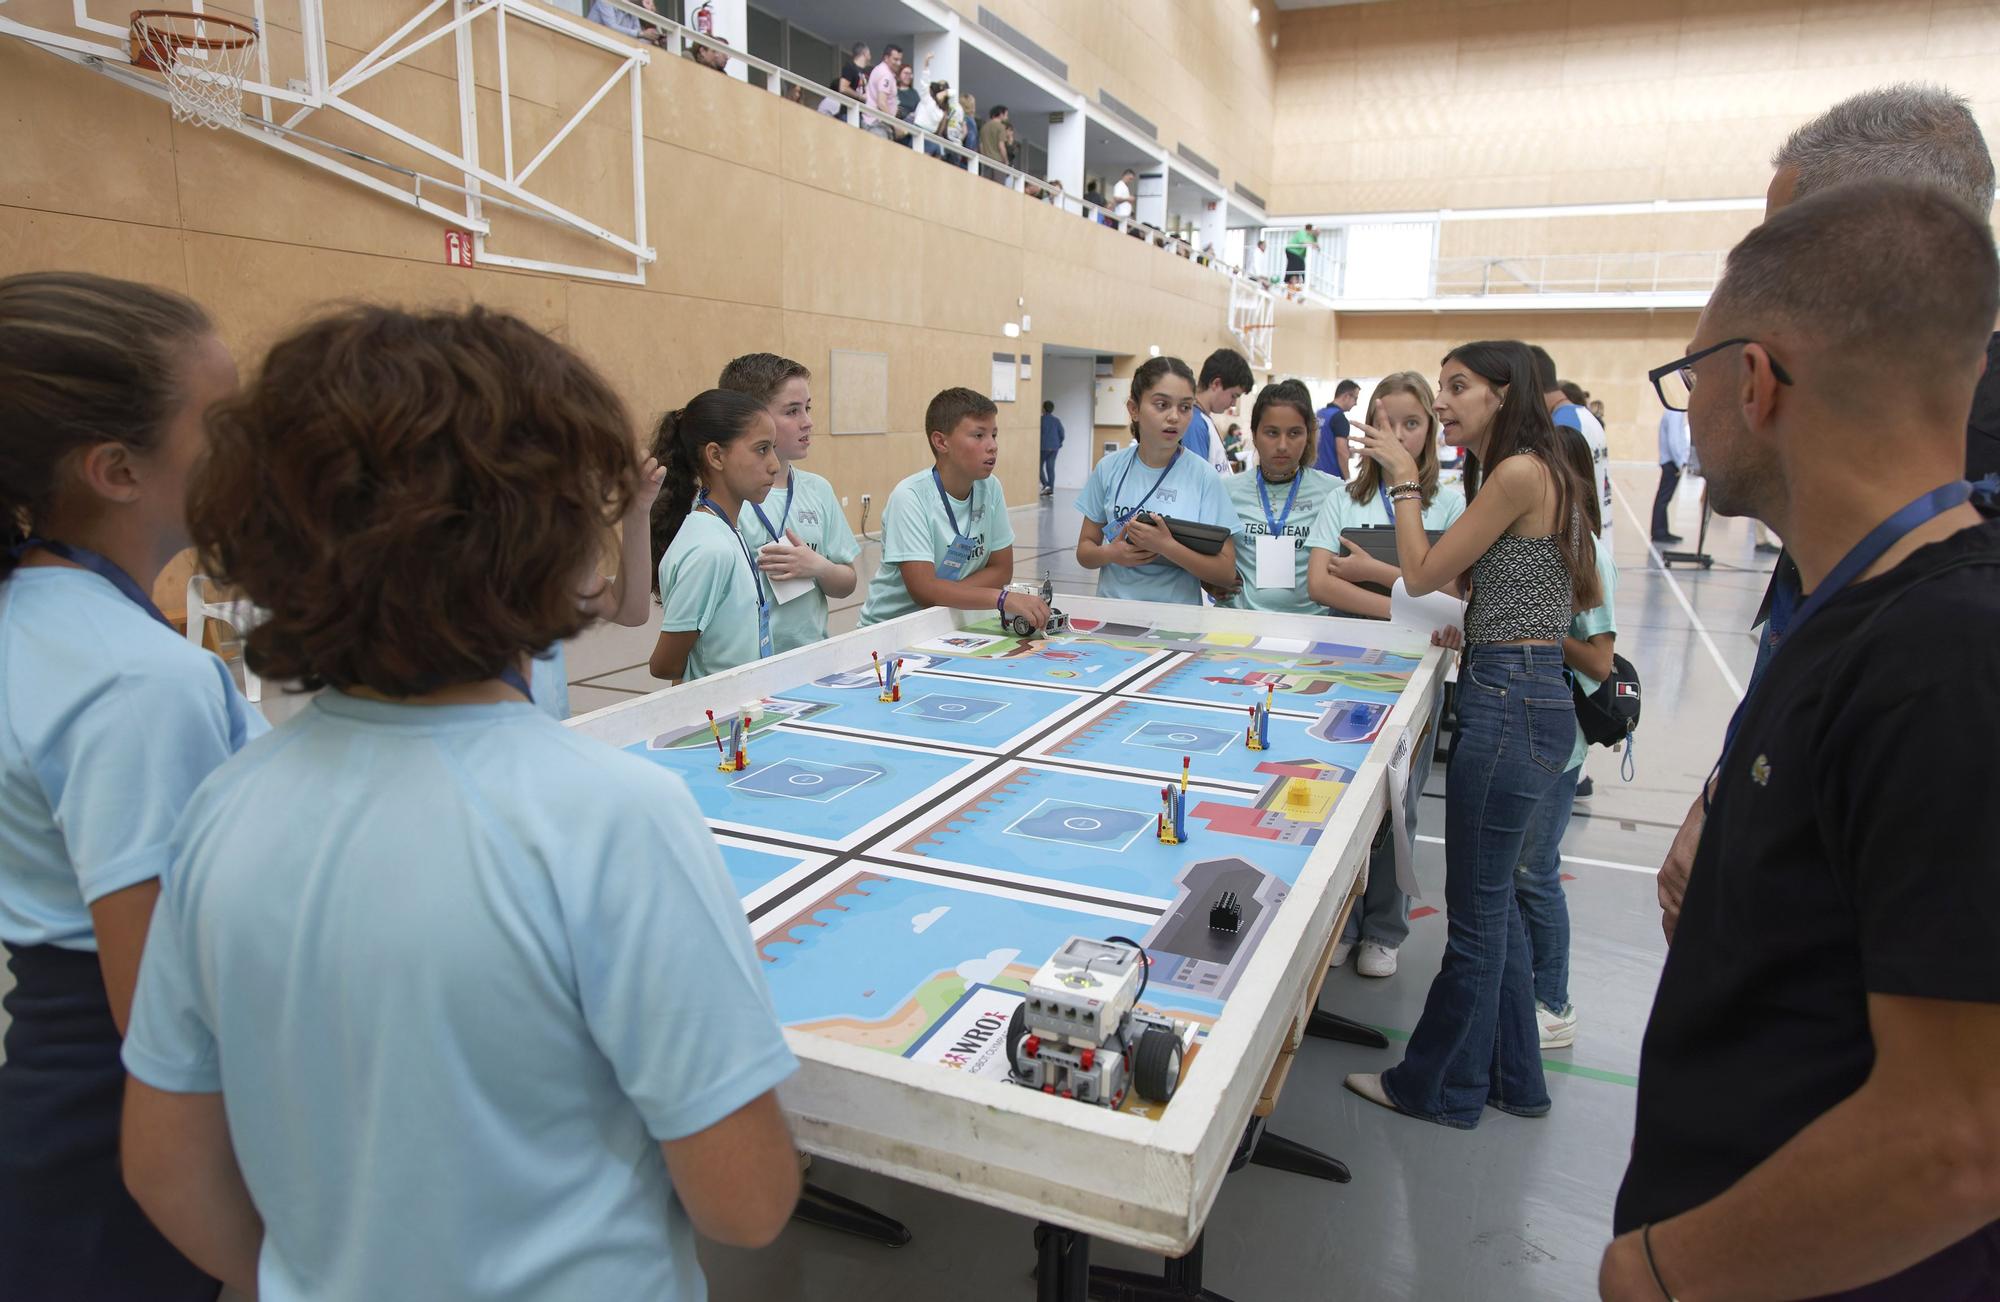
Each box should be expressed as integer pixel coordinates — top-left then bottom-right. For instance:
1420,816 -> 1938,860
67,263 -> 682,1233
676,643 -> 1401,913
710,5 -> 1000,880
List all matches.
717,354 -> 860,653
1216,379 -> 1340,614
858,387 -> 1049,631
1306,371 -> 1467,619
647,390 -> 780,683
1284,223 -> 1318,284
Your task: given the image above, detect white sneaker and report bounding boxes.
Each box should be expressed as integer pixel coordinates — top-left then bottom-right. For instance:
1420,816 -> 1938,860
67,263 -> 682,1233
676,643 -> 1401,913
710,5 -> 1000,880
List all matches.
1356,942 -> 1399,978
1537,1002 -> 1577,1049
1331,939 -> 1355,969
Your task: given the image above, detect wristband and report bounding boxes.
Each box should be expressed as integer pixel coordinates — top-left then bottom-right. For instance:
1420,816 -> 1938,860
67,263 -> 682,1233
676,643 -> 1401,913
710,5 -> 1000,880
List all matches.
1387,480 -> 1421,497
1641,1224 -> 1677,1301
997,590 -> 1010,615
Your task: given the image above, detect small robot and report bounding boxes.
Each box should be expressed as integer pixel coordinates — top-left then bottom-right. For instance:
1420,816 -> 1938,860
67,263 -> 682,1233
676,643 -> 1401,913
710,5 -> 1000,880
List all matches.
1001,576 -> 1070,639
1007,936 -> 1186,1109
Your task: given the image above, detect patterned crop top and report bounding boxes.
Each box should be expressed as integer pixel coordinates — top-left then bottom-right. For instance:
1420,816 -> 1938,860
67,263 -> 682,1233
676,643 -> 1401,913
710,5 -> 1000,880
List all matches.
1463,531 -> 1574,645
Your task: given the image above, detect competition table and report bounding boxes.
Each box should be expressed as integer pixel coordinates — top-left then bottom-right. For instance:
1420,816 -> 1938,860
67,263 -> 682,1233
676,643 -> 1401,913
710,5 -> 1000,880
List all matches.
568,594 -> 1447,1296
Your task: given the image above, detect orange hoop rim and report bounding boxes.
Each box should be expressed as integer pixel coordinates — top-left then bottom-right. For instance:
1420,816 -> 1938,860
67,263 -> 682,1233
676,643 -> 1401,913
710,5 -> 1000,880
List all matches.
129,9 -> 257,71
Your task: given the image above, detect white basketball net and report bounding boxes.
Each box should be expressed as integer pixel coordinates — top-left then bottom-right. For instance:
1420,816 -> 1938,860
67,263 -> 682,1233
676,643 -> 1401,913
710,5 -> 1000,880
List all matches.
132,13 -> 257,130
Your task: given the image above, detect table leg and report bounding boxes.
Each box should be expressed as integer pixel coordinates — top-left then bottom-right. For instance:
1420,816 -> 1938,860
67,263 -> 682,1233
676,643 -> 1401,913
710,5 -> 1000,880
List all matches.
1304,1008 -> 1390,1049
1086,1231 -> 1236,1301
793,1182 -> 912,1247
1034,1221 -> 1092,1302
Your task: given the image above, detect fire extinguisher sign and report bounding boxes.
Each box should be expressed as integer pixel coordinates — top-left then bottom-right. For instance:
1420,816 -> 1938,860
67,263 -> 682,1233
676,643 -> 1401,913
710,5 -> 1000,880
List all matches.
444,230 -> 476,268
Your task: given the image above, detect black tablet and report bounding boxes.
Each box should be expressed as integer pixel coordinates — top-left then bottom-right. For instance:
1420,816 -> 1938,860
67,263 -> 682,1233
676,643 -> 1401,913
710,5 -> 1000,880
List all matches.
1135,512 -> 1233,556
1337,525 -> 1443,596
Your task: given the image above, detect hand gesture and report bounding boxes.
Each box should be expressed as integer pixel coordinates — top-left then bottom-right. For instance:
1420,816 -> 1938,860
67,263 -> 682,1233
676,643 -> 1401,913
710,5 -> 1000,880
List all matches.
1350,421 -> 1419,486
1000,589 -> 1050,631
1327,540 -> 1395,588
1429,624 -> 1464,651
1120,512 -> 1172,559
630,455 -> 666,517
756,530 -> 823,583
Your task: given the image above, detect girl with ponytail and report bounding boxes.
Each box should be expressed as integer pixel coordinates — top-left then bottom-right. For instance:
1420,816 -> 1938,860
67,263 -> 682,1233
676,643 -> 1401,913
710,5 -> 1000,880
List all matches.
0,271 -> 262,1298
647,389 -> 781,682
1342,339 -> 1602,1132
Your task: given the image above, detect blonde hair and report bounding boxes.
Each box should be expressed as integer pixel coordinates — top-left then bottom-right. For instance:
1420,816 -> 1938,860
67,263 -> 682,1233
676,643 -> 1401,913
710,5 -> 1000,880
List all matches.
1348,371 -> 1442,507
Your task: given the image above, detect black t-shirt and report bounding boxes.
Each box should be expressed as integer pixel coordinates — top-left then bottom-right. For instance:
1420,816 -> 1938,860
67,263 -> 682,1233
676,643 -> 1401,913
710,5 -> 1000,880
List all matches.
1969,332 -> 2000,491
1617,518 -> 2000,1291
838,60 -> 865,115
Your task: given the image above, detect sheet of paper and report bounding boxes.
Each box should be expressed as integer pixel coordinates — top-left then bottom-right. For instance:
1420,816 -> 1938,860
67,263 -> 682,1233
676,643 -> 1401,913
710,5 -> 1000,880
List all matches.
1386,726 -> 1421,899
757,544 -> 817,605
1390,578 -> 1465,636
1254,535 -> 1297,589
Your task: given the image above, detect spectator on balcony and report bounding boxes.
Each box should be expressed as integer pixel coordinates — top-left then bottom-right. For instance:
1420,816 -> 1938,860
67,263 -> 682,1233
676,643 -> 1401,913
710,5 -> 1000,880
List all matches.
1285,224 -> 1318,285
953,93 -> 977,169
865,44 -> 903,132
1112,169 -> 1136,222
1314,380 -> 1358,478
586,0 -> 649,39
837,42 -> 869,124
863,82 -> 898,141
979,105 -> 1011,183
1044,179 -> 1064,207
895,63 -> 921,147
916,79 -> 948,155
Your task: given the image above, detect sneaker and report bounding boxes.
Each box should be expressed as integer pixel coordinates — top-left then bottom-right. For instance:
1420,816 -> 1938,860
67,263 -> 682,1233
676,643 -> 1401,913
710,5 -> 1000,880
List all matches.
1574,776 -> 1594,800
1652,532 -> 1683,544
1755,541 -> 1782,555
1356,942 -> 1399,978
1537,1002 -> 1577,1050
1331,938 -> 1355,969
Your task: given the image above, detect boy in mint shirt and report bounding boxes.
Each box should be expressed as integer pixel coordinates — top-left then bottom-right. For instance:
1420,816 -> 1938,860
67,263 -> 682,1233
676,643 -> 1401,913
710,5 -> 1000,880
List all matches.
1076,355 -> 1238,605
859,388 -> 1049,631
719,354 -> 861,653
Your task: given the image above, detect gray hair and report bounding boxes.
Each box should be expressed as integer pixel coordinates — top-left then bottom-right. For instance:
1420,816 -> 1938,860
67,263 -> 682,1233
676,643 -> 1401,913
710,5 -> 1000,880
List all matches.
1774,84 -> 1995,218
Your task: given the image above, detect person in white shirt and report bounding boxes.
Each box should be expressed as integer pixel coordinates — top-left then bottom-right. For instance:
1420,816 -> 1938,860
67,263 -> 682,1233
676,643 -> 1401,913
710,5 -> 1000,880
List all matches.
1653,408 -> 1690,543
1112,169 -> 1136,221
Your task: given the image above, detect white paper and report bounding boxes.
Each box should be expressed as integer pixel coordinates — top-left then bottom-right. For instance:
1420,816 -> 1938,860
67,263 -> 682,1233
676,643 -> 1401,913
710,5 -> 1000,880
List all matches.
1386,726 -> 1421,899
757,544 -> 817,605
1389,578 -> 1465,636
1254,535 -> 1297,589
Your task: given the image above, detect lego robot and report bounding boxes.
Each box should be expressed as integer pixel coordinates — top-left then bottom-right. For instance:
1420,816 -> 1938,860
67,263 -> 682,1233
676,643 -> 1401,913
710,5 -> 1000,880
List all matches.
1001,576 -> 1070,639
1007,936 -> 1186,1109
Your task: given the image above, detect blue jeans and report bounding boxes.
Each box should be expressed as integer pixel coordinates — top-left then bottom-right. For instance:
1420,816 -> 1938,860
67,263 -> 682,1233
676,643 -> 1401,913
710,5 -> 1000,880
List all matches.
1342,679 -> 1445,949
1513,762 -> 1579,1013
1040,450 -> 1058,491
1382,643 -> 1571,1128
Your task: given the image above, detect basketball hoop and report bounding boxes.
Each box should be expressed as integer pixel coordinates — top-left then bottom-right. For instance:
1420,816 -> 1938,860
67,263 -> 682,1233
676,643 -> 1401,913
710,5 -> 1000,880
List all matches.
129,10 -> 258,130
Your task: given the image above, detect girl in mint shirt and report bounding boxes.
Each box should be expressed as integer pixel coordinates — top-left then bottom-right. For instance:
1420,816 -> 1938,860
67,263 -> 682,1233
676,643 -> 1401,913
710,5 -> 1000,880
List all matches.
718,353 -> 860,652
1076,355 -> 1238,605
1218,379 -> 1340,614
118,305 -> 801,1299
1307,371 -> 1467,618
648,389 -> 781,683
0,272 -> 262,1300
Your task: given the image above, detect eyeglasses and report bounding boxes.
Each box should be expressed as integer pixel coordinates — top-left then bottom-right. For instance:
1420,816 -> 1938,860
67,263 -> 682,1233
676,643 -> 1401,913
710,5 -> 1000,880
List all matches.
1648,339 -> 1794,412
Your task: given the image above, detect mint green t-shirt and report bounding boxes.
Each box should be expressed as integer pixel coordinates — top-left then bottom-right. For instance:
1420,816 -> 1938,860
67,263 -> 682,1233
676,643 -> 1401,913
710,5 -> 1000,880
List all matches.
1303,482 -> 1467,617
1077,445 -> 1234,606
737,466 -> 861,654
1221,467 -> 1340,614
658,508 -> 766,681
858,470 -> 1016,626
1564,534 -> 1619,771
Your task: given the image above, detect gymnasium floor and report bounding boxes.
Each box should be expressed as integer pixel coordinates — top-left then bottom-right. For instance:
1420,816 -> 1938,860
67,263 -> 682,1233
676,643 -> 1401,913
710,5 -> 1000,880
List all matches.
557,460 -> 1767,1302
0,463 -> 1765,1301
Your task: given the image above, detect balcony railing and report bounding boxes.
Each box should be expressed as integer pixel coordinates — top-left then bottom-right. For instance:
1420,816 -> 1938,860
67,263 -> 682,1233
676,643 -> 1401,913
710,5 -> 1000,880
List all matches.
1430,251 -> 1726,297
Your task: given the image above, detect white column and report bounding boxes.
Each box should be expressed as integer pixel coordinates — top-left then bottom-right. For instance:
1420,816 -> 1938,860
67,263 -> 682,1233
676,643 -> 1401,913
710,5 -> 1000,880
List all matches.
1137,169 -> 1167,230
1046,105 -> 1085,209
912,29 -> 958,94
1198,197 -> 1227,259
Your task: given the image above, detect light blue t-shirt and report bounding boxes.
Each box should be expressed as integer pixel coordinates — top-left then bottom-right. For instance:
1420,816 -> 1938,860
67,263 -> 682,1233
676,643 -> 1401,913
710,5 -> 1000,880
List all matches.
122,693 -> 796,1302
858,469 -> 1016,626
1565,536 -> 1620,772
660,508 -> 767,682
1221,468 -> 1340,614
0,566 -> 265,951
1078,445 -> 1236,605
1302,483 -> 1468,617
530,643 -> 569,722
737,466 -> 861,654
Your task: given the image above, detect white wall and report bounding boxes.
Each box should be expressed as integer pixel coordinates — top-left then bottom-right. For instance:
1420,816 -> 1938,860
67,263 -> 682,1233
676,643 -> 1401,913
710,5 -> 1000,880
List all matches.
1043,352 -> 1097,490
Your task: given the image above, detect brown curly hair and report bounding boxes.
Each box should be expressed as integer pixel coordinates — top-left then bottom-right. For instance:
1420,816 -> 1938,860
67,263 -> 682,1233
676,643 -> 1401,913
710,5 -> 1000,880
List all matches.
189,305 -> 640,695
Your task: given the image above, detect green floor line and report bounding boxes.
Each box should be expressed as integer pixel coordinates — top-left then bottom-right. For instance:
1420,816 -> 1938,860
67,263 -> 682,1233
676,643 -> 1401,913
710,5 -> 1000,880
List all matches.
1366,1025 -> 1640,1088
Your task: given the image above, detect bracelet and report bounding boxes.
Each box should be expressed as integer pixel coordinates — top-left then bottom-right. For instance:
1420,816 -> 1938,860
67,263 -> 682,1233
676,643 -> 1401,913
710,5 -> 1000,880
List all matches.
996,590 -> 1010,615
1391,490 -> 1423,504
1641,1224 -> 1677,1301
1387,480 -> 1420,497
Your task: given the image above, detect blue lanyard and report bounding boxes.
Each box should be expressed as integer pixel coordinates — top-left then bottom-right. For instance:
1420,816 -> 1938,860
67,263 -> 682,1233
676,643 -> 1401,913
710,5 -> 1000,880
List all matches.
1378,484 -> 1396,518
1256,471 -> 1303,535
750,470 -> 794,545
698,492 -> 769,616
931,468 -> 974,537
7,537 -> 170,627
1716,480 -> 1972,777
1111,448 -> 1180,533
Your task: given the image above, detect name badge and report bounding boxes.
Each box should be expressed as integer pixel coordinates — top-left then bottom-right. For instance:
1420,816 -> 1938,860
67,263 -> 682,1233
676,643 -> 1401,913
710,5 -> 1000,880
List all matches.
1255,535 -> 1297,589
937,532 -> 979,582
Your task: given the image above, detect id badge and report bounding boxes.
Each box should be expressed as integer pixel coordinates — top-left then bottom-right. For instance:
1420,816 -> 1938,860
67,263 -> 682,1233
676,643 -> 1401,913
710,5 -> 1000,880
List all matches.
757,601 -> 773,659
937,532 -> 978,582
1255,534 -> 1298,588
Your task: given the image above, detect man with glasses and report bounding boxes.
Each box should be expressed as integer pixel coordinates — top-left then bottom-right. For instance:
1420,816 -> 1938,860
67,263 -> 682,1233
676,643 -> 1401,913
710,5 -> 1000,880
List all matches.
1602,177 -> 2000,1302
1655,85 -> 1999,945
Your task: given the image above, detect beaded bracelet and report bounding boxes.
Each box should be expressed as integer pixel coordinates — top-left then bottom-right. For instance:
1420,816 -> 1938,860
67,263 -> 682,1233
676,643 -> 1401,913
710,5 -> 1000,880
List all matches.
1390,490 -> 1423,504
1387,480 -> 1421,497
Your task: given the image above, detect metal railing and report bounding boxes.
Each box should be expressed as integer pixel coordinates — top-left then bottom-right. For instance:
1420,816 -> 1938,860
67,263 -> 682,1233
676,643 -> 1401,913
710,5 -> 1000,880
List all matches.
1255,227 -> 1339,300
1431,251 -> 1726,298
598,0 -> 1278,303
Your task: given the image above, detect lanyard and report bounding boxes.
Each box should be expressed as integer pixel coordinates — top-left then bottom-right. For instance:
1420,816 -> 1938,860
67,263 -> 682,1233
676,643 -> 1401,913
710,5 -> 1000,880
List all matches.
931,468 -> 976,538
1256,470 -> 1303,534
1378,483 -> 1397,518
749,469 -> 794,545
1110,447 -> 1181,533
698,492 -> 770,617
8,537 -> 170,627
1715,480 -> 1972,781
